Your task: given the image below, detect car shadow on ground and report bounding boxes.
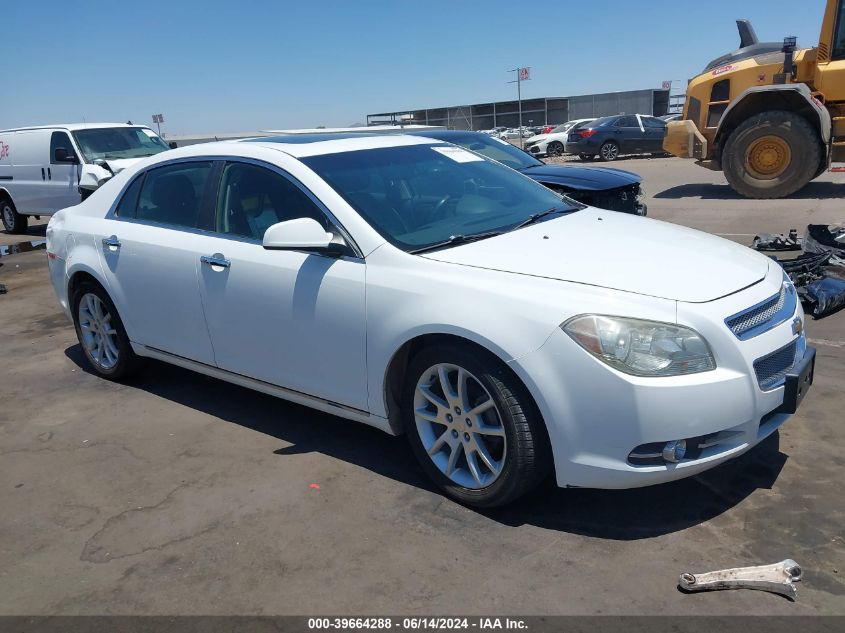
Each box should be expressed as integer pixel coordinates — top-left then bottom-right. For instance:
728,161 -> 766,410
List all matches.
655,181 -> 843,201
64,345 -> 787,541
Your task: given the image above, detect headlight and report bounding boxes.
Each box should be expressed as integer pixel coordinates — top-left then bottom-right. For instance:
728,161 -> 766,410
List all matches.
562,315 -> 716,376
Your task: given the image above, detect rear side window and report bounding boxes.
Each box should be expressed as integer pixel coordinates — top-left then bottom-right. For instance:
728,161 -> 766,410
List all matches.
136,162 -> 212,228
615,116 -> 639,127
50,132 -> 76,164
215,162 -> 328,240
115,175 -> 144,217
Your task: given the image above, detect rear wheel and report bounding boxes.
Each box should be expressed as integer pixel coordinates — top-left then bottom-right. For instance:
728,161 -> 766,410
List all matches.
403,344 -> 550,508
71,281 -> 140,381
599,141 -> 619,161
546,141 -> 564,157
1,198 -> 27,234
722,110 -> 822,199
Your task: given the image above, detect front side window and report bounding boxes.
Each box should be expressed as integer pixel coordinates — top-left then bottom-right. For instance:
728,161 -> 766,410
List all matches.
642,117 -> 666,129
834,0 -> 845,59
215,162 -> 328,240
50,132 -> 75,164
302,144 -> 577,252
136,162 -> 212,228
72,127 -> 169,162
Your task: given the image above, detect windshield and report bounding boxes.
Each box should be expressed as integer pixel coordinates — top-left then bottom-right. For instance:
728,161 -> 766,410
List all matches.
72,127 -> 169,162
437,134 -> 543,170
302,144 -> 578,252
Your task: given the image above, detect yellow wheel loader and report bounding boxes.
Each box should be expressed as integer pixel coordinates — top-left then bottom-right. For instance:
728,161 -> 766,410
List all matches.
664,0 -> 845,198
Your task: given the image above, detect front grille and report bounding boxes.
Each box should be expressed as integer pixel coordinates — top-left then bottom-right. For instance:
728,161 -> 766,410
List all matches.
725,281 -> 795,340
566,183 -> 640,214
754,339 -> 798,390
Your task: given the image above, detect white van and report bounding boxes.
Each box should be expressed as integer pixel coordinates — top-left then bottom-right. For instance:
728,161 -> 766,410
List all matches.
0,123 -> 171,233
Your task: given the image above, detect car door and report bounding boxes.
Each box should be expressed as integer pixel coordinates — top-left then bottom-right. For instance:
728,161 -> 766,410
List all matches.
47,131 -> 83,211
95,160 -> 218,365
5,129 -> 51,214
613,116 -> 642,152
196,160 -> 368,411
641,116 -> 667,152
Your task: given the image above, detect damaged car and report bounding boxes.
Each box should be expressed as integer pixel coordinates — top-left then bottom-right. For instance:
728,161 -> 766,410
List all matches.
404,129 -> 646,215
47,133 -> 815,507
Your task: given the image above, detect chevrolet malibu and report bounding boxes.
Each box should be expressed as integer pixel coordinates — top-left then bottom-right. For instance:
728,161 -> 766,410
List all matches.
46,133 -> 815,507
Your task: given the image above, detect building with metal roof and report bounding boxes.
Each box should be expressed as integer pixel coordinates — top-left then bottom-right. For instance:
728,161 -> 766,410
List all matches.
368,88 -> 670,130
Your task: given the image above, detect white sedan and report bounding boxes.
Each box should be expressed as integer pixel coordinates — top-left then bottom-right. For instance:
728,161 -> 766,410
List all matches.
46,133 -> 815,507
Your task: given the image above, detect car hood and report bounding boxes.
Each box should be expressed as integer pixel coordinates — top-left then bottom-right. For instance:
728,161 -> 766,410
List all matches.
520,164 -> 641,190
421,209 -> 769,303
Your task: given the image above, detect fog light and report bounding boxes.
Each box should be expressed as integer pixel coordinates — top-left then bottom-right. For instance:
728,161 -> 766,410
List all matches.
662,439 -> 686,463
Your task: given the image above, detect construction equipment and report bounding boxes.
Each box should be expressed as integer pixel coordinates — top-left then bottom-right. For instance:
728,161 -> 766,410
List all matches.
664,1 -> 845,199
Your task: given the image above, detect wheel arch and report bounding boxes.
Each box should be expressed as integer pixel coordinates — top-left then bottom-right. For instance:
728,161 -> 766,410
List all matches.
67,268 -> 107,305
382,332 -> 549,446
0,187 -> 12,202
714,84 -> 831,166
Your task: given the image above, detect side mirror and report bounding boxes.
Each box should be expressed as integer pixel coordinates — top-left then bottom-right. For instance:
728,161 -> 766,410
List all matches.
263,218 -> 334,251
168,141 -> 178,149
54,147 -> 78,163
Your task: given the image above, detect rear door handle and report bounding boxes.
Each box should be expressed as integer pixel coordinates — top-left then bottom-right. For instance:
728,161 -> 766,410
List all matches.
200,253 -> 231,269
41,168 -> 46,180
102,235 -> 121,251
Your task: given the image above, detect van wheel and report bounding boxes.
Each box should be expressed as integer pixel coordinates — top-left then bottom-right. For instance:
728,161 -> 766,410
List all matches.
402,344 -> 551,508
71,281 -> 140,381
1,198 -> 27,234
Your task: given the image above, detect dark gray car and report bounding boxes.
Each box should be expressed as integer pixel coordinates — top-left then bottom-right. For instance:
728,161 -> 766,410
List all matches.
563,114 -> 667,161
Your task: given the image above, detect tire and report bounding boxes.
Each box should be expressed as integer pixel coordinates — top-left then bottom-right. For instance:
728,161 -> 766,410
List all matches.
578,153 -> 595,161
71,280 -> 141,381
547,141 -> 564,157
1,197 -> 27,234
599,141 -> 619,161
722,110 -> 822,199
402,344 -> 551,508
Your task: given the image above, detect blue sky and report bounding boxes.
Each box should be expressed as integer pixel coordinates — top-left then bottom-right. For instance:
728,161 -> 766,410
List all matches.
3,0 -> 828,134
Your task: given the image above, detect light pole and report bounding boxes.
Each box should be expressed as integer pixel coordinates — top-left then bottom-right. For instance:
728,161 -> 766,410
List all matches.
507,67 -> 531,148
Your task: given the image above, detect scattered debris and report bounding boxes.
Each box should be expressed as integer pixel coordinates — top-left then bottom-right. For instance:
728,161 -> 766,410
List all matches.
753,229 -> 801,251
679,559 -> 802,600
309,483 -> 321,490
762,224 -> 845,318
799,276 -> 845,318
803,223 -> 845,258
0,283 -> 6,295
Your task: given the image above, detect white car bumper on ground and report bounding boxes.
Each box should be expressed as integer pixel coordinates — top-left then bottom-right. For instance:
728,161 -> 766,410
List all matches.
510,265 -> 813,489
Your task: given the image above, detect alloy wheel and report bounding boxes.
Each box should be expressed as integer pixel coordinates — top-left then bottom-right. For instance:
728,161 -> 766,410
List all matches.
78,293 -> 119,370
413,363 -> 507,489
601,143 -> 618,161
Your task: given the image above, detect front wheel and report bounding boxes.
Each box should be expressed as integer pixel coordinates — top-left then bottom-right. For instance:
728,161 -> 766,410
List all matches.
599,141 -> 619,161
71,281 -> 140,381
1,198 -> 27,234
722,110 -> 822,199
403,345 -> 550,508
546,141 -> 564,157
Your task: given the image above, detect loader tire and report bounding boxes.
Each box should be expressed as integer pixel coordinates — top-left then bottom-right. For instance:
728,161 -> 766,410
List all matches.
722,110 -> 822,199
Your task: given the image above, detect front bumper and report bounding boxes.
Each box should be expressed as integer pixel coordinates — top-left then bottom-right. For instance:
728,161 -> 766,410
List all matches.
510,270 -> 810,489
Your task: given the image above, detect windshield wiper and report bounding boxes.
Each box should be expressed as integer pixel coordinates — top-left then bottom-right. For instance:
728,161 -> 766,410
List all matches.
409,231 -> 503,254
512,206 -> 573,230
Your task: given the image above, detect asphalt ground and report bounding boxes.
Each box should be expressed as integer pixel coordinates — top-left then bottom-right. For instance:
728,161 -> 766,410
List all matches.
1,157 -> 844,616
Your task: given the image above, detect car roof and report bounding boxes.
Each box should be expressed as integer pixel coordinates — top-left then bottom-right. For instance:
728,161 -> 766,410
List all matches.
0,123 -> 152,133
240,132 -> 440,158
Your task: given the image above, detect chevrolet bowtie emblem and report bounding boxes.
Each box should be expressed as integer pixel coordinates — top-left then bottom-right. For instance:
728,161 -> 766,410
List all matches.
791,317 -> 803,336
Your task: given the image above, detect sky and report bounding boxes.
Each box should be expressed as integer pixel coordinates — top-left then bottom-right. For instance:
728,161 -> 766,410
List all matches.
2,0 -> 829,135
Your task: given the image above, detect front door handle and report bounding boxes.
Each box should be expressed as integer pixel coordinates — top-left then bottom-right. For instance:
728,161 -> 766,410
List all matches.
200,253 -> 231,269
102,235 -> 121,251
